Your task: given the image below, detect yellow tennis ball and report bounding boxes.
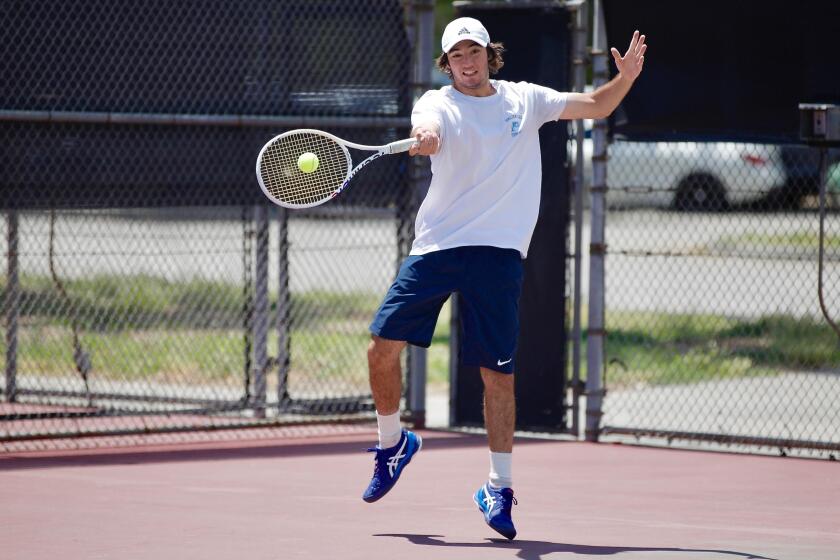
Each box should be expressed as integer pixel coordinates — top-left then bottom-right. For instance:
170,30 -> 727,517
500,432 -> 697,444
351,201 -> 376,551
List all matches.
298,152 -> 319,174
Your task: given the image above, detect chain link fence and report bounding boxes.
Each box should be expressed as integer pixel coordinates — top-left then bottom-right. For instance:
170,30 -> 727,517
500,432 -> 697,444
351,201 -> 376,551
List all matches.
1,0 -> 433,450
595,137 -> 840,457
7,0 -> 835,457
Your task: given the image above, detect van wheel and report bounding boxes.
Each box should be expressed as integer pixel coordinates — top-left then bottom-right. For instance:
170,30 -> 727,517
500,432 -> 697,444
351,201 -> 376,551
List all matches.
674,175 -> 727,212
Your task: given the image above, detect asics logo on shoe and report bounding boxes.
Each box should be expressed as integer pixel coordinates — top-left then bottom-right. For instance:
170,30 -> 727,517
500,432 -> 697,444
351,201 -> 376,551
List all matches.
386,437 -> 408,477
363,430 -> 422,503
482,485 -> 496,510
475,484 -> 517,540
497,358 -> 512,367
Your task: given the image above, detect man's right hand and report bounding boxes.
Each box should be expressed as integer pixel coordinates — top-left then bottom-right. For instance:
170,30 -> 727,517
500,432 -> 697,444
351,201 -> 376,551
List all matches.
409,125 -> 441,156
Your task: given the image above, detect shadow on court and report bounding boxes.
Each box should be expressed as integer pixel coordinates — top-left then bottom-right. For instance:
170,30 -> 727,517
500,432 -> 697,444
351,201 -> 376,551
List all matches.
0,436 -> 380,470
376,534 -> 778,560
0,429 -> 535,471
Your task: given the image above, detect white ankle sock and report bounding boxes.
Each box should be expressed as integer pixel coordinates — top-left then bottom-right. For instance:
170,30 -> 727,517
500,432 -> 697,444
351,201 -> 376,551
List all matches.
376,411 -> 402,449
489,451 -> 513,489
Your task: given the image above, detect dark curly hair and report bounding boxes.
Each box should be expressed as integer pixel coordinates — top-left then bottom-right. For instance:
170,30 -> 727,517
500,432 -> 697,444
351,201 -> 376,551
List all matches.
435,42 -> 505,80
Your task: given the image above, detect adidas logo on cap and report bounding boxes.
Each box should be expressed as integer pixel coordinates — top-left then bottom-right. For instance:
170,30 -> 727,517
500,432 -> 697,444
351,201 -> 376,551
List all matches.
442,17 -> 490,53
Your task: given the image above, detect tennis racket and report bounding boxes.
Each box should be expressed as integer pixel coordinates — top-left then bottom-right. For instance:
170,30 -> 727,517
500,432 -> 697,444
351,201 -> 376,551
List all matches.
255,129 -> 418,209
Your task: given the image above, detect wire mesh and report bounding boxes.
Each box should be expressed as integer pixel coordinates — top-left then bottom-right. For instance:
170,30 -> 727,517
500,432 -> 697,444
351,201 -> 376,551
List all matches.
0,0 -> 421,446
594,137 -> 840,457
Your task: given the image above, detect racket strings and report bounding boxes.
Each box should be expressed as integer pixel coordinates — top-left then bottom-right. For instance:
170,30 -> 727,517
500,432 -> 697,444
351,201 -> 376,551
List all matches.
259,132 -> 350,206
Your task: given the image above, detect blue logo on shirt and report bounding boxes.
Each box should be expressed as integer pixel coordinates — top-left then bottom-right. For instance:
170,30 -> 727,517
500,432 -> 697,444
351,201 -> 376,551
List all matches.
505,113 -> 523,137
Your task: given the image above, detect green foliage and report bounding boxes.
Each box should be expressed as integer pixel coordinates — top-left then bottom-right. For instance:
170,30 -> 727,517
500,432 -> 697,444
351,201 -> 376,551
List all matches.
0,274 -> 377,385
2,274 -> 836,388
599,311 -> 840,388
434,0 -> 456,48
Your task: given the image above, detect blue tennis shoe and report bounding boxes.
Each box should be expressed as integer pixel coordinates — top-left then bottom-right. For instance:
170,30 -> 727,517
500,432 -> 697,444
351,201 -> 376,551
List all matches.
362,428 -> 422,503
474,483 -> 518,540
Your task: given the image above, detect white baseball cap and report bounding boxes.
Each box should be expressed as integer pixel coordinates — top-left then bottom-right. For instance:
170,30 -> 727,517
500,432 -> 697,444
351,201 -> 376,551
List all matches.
441,17 -> 490,53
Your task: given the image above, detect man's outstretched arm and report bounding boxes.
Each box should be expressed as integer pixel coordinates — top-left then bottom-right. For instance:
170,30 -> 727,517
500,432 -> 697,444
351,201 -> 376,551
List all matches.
562,30 -> 647,121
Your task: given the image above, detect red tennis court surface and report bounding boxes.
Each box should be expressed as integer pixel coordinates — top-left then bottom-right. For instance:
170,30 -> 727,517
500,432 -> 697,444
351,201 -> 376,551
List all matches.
1,429 -> 838,560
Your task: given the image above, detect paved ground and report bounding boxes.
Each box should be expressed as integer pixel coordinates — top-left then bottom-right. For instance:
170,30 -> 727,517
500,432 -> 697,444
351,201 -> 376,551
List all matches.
2,429 -> 838,560
600,371 -> 840,446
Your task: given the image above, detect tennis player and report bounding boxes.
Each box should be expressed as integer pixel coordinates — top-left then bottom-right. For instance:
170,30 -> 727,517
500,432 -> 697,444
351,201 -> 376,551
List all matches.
362,16 -> 646,540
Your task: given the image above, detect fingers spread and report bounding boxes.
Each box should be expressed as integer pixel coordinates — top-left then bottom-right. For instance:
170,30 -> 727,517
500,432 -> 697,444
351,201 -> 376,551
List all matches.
626,29 -> 639,54
635,34 -> 646,56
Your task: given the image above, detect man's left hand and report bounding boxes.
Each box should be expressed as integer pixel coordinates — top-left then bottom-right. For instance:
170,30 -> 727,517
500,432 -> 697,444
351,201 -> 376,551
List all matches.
611,30 -> 646,82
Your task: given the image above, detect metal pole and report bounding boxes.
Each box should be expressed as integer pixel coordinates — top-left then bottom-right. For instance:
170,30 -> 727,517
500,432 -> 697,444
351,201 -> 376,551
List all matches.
5,211 -> 19,403
585,0 -> 609,442
569,0 -> 589,438
448,293 -> 460,427
405,0 -> 435,428
817,147 -> 840,340
0,109 -> 410,129
276,207 -> 291,407
252,205 -> 269,417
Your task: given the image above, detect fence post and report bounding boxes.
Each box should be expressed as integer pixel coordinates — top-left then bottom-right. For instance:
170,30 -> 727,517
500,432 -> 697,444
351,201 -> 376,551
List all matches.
570,0 -> 589,438
586,0 -> 609,442
448,293 -> 460,427
276,207 -> 291,408
252,204 -> 269,417
405,0 -> 435,428
5,211 -> 19,403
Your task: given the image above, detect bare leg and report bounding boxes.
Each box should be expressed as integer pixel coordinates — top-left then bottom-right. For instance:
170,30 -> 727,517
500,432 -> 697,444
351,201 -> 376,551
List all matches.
368,335 -> 406,415
480,367 -> 515,452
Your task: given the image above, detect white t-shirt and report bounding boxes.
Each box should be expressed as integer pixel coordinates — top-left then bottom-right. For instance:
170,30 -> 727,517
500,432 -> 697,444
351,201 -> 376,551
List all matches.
410,80 -> 568,258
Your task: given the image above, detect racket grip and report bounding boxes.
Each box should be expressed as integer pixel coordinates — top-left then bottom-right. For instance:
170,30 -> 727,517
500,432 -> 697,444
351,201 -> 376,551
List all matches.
387,138 -> 419,154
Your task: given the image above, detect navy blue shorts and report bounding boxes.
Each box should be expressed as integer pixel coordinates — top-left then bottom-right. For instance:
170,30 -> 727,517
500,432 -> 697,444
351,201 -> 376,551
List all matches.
369,246 -> 524,374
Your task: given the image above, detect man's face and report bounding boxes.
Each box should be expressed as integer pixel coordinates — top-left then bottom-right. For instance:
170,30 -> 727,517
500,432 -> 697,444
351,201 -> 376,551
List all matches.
447,40 -> 492,96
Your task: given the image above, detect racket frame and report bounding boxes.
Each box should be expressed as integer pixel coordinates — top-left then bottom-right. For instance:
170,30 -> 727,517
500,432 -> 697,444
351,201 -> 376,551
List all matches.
255,129 -> 416,209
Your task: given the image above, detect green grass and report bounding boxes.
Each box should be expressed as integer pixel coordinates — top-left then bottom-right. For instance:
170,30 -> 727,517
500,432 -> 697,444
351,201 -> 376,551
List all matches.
1,274 -> 378,385
2,275 -> 837,389
597,311 -> 840,389
19,326 -> 246,380
424,305 -> 839,390
427,301 -> 452,387
7,274 -> 245,331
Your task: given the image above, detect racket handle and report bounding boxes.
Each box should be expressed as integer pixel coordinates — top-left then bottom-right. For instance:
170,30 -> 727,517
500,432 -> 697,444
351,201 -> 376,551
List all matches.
386,138 -> 419,154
